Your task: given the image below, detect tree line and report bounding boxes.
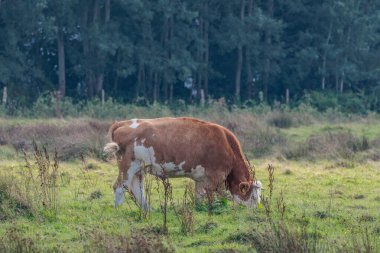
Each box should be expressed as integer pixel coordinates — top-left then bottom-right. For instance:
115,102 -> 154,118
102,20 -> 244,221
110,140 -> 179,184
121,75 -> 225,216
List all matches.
0,0 -> 379,108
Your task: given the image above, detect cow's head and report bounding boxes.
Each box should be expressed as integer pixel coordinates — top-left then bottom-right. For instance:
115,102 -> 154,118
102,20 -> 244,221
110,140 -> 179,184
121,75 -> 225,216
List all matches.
234,180 -> 262,208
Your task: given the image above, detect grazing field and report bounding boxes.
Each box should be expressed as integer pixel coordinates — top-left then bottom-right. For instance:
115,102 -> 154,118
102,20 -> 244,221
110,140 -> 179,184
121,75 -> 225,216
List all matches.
0,114 -> 380,252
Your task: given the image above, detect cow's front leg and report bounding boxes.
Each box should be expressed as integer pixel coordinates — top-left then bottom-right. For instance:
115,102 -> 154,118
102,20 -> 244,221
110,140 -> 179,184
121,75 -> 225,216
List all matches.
129,173 -> 149,210
123,160 -> 142,189
195,180 -> 206,202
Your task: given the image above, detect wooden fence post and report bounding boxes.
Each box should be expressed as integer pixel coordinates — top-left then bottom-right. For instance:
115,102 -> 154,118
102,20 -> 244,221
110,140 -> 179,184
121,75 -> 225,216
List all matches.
200,89 -> 205,107
2,86 -> 7,105
285,88 -> 289,105
101,89 -> 105,105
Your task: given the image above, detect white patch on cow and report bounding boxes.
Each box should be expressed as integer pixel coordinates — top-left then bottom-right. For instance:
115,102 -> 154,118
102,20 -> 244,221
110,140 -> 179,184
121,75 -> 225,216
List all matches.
130,119 -> 139,129
191,165 -> 205,179
160,161 -> 186,177
125,161 -> 142,188
233,181 -> 262,208
134,143 -> 156,165
114,186 -> 124,207
133,142 -> 188,177
234,195 -> 256,208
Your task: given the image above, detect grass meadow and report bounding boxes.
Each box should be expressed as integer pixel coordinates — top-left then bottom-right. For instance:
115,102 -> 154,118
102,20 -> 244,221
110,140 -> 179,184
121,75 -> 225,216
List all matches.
0,107 -> 380,252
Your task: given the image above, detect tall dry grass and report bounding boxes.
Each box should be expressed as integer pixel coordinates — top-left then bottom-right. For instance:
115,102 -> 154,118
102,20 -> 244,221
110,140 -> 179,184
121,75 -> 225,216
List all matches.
0,119 -> 110,160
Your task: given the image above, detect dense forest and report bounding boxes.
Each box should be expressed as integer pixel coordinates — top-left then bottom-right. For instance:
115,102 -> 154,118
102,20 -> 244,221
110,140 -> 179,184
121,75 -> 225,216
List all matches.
0,0 -> 380,111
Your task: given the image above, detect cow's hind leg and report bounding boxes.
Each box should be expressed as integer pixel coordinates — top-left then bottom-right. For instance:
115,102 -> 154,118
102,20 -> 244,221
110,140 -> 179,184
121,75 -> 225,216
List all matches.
113,149 -> 132,207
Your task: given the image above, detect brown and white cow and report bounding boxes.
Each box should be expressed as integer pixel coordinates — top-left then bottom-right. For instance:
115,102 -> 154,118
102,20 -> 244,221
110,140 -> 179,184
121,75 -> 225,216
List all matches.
103,117 -> 262,210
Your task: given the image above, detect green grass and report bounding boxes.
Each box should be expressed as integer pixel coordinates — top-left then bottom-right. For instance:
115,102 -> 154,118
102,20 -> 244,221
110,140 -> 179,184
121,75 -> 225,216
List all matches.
1,155 -> 379,252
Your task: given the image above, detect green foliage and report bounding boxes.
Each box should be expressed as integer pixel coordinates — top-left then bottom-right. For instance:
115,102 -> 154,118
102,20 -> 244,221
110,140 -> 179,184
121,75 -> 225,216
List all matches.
0,0 -> 380,111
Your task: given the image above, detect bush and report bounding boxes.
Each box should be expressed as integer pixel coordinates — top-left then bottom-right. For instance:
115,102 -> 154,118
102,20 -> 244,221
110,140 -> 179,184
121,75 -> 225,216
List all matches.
306,131 -> 369,158
267,111 -> 294,128
338,92 -> 368,114
0,176 -> 33,220
307,91 -> 369,114
309,91 -> 339,112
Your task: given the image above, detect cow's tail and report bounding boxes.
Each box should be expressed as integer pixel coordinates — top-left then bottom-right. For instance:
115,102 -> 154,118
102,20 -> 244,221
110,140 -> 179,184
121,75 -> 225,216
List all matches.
103,121 -> 121,156
103,142 -> 120,156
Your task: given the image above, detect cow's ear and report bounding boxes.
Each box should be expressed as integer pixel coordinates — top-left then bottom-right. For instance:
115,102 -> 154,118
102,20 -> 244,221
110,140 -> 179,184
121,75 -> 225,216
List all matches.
239,182 -> 250,194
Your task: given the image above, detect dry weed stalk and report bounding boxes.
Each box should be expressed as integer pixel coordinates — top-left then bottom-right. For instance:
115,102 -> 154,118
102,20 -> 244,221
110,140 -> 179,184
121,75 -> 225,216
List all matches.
277,190 -> 286,221
262,164 -> 275,217
23,141 -> 59,211
173,182 -> 195,235
245,153 -> 256,181
155,170 -> 173,234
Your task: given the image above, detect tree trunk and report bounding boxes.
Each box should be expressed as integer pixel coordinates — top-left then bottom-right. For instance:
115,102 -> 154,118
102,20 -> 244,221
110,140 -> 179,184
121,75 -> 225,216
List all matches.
245,47 -> 253,100
245,0 -> 254,100
197,17 -> 203,100
321,23 -> 332,90
136,62 -> 142,97
169,84 -> 173,104
340,73 -> 344,93
96,0 -> 111,96
263,0 -> 273,101
57,27 -> 66,97
235,0 -> 245,101
235,45 -> 243,100
335,63 -> 339,92
82,2 -> 93,97
2,86 -> 7,105
153,72 -> 159,103
105,0 -> 110,22
168,16 -> 174,103
93,0 -> 99,23
93,0 -> 104,95
160,16 -> 169,101
203,7 -> 209,98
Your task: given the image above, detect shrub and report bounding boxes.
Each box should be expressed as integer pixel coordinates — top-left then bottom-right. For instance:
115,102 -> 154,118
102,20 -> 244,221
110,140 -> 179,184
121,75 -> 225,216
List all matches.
267,111 -> 294,128
0,176 -> 33,220
338,92 -> 368,114
306,131 -> 369,158
284,131 -> 371,159
309,91 -> 339,112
